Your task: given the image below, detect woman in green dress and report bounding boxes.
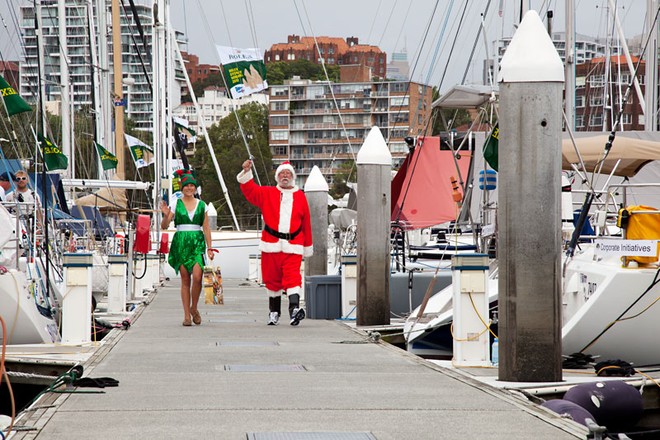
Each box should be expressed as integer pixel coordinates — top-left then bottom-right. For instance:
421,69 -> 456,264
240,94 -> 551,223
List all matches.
160,171 -> 214,326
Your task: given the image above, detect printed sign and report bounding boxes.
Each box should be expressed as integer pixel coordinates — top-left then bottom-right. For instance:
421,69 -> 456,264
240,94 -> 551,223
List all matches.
594,239 -> 658,257
216,46 -> 268,99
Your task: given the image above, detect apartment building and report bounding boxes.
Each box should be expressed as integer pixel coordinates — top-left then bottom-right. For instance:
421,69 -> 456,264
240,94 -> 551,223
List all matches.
575,55 -> 645,131
19,1 -> 184,131
268,77 -> 433,184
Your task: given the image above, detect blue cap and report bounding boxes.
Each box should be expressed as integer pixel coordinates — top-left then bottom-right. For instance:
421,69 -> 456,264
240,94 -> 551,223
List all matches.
0,172 -> 16,182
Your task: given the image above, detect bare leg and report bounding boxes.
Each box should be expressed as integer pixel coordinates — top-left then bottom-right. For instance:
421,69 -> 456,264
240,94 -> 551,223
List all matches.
190,263 -> 203,313
179,266 -> 192,323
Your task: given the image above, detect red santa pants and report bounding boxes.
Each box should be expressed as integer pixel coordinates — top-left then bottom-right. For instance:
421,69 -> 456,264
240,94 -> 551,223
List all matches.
261,252 -> 303,293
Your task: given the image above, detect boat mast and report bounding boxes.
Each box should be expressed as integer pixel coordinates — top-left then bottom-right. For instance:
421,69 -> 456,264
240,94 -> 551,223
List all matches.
152,0 -> 165,206
87,0 -> 104,178
58,0 -> 71,179
111,0 -> 125,179
645,0 -> 659,131
564,0 -> 575,130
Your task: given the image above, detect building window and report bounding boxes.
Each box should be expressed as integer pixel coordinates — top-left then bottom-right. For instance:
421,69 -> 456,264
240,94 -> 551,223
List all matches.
287,53 -> 295,60
274,146 -> 287,155
590,95 -> 603,107
576,95 -> 584,108
590,74 -> 605,87
390,96 -> 409,106
270,116 -> 288,126
621,113 -> 632,125
271,130 -> 289,141
271,101 -> 288,111
590,113 -> 603,127
275,54 -> 280,61
575,115 -> 584,127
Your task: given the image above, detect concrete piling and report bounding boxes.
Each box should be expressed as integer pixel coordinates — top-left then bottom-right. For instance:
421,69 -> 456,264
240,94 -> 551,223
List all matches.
304,165 -> 329,276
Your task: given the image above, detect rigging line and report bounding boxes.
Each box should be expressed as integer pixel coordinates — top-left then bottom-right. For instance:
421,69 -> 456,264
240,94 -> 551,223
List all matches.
423,0 -> 457,88
122,0 -> 153,92
376,0 -> 398,48
300,1 -> 357,168
390,1 -> 412,54
461,1 -> 493,85
438,1 -> 469,90
365,0 -> 383,45
193,0 -> 261,185
217,0 -> 234,47
291,0 -> 308,36
566,4 -> 660,260
244,0 -> 260,51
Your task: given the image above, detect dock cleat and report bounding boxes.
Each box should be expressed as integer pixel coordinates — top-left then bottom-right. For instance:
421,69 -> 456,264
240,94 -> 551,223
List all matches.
290,307 -> 305,326
268,311 -> 280,326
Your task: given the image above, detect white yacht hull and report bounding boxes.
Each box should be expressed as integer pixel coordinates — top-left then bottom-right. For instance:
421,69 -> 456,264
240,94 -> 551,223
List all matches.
0,269 -> 60,345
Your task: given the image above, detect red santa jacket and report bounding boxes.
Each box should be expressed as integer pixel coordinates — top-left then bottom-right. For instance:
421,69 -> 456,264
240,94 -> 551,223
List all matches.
237,169 -> 313,256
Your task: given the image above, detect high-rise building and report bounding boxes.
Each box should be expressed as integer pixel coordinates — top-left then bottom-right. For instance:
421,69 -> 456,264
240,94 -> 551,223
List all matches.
19,1 -> 184,131
268,77 -> 433,185
387,49 -> 410,81
485,32 -> 612,86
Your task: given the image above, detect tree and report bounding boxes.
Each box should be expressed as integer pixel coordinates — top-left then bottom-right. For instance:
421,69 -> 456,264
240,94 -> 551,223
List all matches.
430,86 -> 472,135
266,60 -> 339,85
329,159 -> 356,199
190,102 -> 271,230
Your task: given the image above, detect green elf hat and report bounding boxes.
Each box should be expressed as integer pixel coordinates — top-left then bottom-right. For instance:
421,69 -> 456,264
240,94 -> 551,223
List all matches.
175,169 -> 197,187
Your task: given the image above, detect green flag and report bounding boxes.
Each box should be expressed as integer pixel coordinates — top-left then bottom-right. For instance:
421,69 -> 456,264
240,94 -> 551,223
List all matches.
124,133 -> 154,168
38,133 -> 69,171
483,123 -> 499,172
0,74 -> 31,116
94,141 -> 118,171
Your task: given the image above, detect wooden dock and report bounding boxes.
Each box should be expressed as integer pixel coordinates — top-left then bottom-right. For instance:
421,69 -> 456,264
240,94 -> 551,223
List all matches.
6,279 -> 591,439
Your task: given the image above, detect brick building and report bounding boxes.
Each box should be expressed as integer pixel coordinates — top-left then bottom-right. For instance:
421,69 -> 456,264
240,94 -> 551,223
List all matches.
574,55 -> 645,131
265,35 -> 387,80
0,61 -> 20,91
181,52 -> 220,84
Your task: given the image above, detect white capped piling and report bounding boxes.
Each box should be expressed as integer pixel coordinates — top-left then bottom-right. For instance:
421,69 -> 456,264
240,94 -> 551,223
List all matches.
61,253 -> 93,344
207,202 -> 218,231
497,10 -> 564,382
107,254 -> 128,313
356,126 -> 391,326
304,166 -> 329,276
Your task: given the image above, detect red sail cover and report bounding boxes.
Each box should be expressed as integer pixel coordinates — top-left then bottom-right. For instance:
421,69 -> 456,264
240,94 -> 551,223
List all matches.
391,136 -> 472,230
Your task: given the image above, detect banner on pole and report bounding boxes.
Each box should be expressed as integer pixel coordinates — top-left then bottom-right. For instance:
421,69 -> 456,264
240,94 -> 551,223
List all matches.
216,46 -> 268,99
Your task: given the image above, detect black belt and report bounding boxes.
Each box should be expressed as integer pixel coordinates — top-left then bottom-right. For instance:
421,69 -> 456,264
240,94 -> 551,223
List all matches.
264,224 -> 302,241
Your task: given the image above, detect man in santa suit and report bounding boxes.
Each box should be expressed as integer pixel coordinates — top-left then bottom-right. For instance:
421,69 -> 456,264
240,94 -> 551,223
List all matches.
237,159 -> 313,325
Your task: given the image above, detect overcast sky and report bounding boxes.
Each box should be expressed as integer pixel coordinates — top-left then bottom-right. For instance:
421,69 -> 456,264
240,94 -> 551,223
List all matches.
0,0 -> 651,93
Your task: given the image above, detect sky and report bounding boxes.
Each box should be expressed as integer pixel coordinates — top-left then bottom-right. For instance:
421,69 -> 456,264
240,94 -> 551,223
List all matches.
0,0 -> 651,94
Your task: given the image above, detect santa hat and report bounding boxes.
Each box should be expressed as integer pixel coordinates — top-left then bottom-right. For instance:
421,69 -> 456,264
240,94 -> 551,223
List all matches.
275,161 -> 296,179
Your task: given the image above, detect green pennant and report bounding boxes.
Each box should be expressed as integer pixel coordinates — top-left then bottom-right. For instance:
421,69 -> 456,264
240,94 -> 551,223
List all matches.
38,133 -> 69,171
94,141 -> 118,171
483,123 -> 499,172
0,74 -> 32,116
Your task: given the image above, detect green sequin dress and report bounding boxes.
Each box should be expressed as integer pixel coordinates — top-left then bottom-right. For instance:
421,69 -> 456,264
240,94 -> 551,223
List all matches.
168,198 -> 207,275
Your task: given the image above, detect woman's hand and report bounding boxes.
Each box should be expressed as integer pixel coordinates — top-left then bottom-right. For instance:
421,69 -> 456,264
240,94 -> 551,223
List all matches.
207,248 -> 215,260
160,200 -> 171,216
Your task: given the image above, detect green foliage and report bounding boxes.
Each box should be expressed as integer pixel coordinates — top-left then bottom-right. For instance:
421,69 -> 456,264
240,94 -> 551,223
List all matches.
187,72 -> 225,103
431,86 -> 472,136
190,102 -> 271,230
329,159 -> 356,199
266,60 -> 340,85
